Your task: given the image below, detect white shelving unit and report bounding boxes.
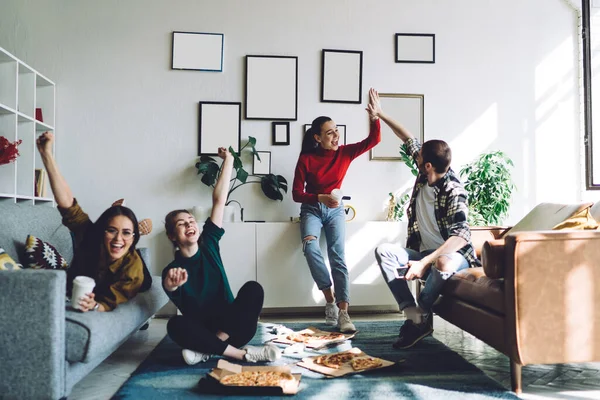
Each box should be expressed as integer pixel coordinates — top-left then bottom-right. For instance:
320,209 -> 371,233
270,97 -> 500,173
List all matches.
0,46 -> 55,205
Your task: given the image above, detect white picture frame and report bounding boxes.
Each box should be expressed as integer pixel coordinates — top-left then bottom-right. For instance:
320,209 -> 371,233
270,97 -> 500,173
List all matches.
395,33 -> 435,64
370,94 -> 424,161
245,55 -> 298,120
253,151 -> 271,175
321,49 -> 363,104
272,122 -> 290,145
198,102 -> 241,155
172,31 -> 224,71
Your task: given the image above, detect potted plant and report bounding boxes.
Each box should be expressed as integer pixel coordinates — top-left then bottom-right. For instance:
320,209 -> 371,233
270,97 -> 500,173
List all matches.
195,137 -> 288,221
459,151 -> 515,226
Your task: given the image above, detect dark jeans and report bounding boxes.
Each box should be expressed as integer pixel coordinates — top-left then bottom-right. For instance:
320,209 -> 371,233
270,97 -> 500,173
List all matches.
167,281 -> 264,355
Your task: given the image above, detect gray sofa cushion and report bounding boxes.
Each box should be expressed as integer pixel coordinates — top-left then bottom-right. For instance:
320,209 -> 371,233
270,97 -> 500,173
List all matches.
65,277 -> 167,363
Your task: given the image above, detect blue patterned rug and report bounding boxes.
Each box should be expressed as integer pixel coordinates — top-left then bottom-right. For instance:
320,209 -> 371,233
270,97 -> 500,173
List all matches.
112,320 -> 519,399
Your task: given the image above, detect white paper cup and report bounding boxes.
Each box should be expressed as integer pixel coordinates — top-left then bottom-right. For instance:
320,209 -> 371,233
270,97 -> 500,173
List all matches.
71,276 -> 96,310
331,189 -> 343,202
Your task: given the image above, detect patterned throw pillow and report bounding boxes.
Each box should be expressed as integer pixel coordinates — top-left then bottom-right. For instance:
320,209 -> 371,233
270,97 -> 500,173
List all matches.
24,235 -> 68,270
0,247 -> 21,271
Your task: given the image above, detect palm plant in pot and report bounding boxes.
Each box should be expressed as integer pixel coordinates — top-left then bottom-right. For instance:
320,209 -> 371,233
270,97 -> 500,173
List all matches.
195,137 -> 288,221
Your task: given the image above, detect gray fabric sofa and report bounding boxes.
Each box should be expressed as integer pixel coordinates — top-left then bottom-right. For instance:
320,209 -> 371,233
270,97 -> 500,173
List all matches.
0,202 -> 169,400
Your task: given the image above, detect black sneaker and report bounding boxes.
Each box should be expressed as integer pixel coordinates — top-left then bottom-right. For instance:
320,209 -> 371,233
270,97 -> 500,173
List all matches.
393,319 -> 433,349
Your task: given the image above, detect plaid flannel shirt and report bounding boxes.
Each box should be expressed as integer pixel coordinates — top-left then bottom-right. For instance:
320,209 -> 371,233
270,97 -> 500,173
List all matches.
405,138 -> 481,267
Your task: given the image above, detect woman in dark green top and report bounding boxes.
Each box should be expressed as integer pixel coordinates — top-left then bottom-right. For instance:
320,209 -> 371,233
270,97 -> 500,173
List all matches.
162,147 -> 281,365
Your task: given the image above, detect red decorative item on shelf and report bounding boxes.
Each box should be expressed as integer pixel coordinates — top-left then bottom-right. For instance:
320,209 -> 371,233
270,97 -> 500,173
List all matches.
35,108 -> 44,122
0,136 -> 23,166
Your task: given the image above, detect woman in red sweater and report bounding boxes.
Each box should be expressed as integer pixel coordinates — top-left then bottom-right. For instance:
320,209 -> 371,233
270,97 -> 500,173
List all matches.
292,88 -> 381,332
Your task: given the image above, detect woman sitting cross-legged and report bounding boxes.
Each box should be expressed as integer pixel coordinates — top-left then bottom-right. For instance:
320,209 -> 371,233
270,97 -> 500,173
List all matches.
162,147 -> 281,365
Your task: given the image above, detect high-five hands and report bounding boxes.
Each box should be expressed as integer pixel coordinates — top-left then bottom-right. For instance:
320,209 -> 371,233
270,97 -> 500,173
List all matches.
217,147 -> 232,160
36,131 -> 54,157
164,267 -> 188,292
366,88 -> 382,121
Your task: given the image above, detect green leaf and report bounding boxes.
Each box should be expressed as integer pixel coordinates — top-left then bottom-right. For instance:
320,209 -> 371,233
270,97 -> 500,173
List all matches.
261,174 -> 283,201
248,136 -> 257,147
237,167 -> 249,183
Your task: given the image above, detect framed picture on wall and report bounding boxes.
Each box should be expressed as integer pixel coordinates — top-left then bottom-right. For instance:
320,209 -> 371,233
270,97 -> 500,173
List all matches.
172,31 -> 224,71
198,101 -> 241,156
272,122 -> 290,145
253,151 -> 271,175
395,33 -> 435,64
245,55 -> 298,120
321,49 -> 363,103
370,93 -> 424,161
304,123 -> 346,145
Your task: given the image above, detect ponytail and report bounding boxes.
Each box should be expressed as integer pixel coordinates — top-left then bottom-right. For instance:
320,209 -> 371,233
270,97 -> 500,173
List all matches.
300,116 -> 332,155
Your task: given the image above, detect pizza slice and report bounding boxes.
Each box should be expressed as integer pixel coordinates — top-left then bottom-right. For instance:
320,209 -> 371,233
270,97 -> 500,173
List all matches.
221,370 -> 295,387
351,356 -> 384,371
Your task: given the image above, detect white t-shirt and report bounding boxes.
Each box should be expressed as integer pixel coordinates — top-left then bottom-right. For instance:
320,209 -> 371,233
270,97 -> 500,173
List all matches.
415,184 -> 445,252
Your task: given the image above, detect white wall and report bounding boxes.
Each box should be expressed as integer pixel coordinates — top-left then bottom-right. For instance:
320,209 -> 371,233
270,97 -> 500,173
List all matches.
0,0 -> 586,273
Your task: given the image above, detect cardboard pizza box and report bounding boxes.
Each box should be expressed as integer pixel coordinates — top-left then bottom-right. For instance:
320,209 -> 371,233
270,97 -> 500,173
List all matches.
271,326 -> 356,349
297,347 -> 395,378
206,359 -> 302,395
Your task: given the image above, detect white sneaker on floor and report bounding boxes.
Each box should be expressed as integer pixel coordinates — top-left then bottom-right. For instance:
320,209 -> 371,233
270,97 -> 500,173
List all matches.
243,344 -> 282,363
337,309 -> 356,333
182,349 -> 211,365
325,302 -> 339,326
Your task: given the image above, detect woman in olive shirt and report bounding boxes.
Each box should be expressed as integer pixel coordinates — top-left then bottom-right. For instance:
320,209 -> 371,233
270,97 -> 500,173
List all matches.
37,132 -> 150,312
162,147 -> 281,365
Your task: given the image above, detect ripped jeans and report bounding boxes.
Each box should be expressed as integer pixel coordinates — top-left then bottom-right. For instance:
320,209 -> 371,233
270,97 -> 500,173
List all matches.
374,243 -> 469,312
300,202 -> 349,304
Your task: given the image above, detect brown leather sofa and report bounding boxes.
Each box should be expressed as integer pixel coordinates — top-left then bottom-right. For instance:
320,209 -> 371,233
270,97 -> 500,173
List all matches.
432,225 -> 600,394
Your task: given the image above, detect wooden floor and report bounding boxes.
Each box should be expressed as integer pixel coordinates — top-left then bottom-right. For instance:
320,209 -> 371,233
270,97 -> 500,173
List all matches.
69,314 -> 600,400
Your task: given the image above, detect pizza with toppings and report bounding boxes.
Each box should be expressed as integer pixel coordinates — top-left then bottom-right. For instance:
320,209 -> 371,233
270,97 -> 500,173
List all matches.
286,331 -> 346,344
351,356 -> 384,371
220,370 -> 295,387
315,352 -> 358,369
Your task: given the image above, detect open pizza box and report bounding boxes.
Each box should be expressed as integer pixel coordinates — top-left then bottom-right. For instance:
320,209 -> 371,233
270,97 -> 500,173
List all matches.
207,359 -> 302,395
271,326 -> 356,350
297,347 -> 395,378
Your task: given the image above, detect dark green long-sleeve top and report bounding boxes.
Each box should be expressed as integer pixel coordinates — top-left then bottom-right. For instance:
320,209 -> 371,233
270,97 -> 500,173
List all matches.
161,218 -> 234,319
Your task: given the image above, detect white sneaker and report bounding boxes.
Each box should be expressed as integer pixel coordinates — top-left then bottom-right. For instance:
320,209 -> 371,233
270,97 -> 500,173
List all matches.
182,349 -> 211,365
337,309 -> 356,333
325,302 -> 338,326
243,344 -> 282,363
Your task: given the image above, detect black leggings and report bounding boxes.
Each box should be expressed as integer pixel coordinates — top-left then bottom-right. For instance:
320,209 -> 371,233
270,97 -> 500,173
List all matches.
167,281 -> 264,355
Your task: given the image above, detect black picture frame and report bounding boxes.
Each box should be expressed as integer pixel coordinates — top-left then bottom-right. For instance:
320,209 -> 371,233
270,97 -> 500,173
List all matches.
272,122 -> 290,146
321,49 -> 363,104
395,33 -> 435,64
304,123 -> 346,145
198,101 -> 241,156
253,151 -> 272,175
245,55 -> 298,120
172,31 -> 224,72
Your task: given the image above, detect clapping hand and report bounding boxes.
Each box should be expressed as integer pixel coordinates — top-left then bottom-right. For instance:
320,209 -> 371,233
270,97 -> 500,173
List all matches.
366,88 -> 382,121
164,267 -> 188,291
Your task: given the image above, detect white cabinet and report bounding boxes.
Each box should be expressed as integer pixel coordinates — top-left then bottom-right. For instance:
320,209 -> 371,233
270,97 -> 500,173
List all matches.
221,222 -> 257,295
251,221 -> 406,309
0,46 -> 55,206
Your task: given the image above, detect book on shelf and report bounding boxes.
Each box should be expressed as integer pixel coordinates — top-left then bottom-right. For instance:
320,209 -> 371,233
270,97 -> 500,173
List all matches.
34,168 -> 47,198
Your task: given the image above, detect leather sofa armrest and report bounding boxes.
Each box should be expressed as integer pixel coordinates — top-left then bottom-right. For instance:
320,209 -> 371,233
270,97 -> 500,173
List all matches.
503,230 -> 600,365
481,239 -> 506,278
470,226 -> 511,258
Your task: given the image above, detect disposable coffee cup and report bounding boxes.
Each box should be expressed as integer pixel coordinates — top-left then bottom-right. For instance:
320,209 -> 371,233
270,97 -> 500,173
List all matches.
331,189 -> 343,202
71,276 -> 96,310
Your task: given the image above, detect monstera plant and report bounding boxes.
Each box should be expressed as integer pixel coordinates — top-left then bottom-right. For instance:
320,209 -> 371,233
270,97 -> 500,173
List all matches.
195,137 -> 288,212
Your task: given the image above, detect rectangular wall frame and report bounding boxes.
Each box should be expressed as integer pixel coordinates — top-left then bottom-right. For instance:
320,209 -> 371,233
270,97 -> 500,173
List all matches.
395,33 -> 435,64
245,55 -> 298,120
370,93 -> 424,161
272,122 -> 290,145
198,101 -> 241,156
172,31 -> 224,72
321,49 -> 363,103
253,151 -> 271,175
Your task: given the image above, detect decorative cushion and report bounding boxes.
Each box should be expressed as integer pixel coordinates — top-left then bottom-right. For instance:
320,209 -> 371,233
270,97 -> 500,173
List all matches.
23,235 -> 68,269
0,247 -> 21,270
505,202 -> 593,235
552,207 -> 599,231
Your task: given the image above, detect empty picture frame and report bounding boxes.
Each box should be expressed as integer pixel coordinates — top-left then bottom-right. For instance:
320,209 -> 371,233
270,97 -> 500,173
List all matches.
198,102 -> 241,156
321,49 -> 363,103
370,94 -> 424,161
172,31 -> 224,71
253,151 -> 271,175
304,123 -> 346,145
245,55 -> 298,120
272,122 -> 290,145
395,33 -> 435,64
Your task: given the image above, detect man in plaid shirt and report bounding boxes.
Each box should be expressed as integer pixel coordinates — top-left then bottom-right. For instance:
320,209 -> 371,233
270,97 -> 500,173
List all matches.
369,90 -> 480,349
